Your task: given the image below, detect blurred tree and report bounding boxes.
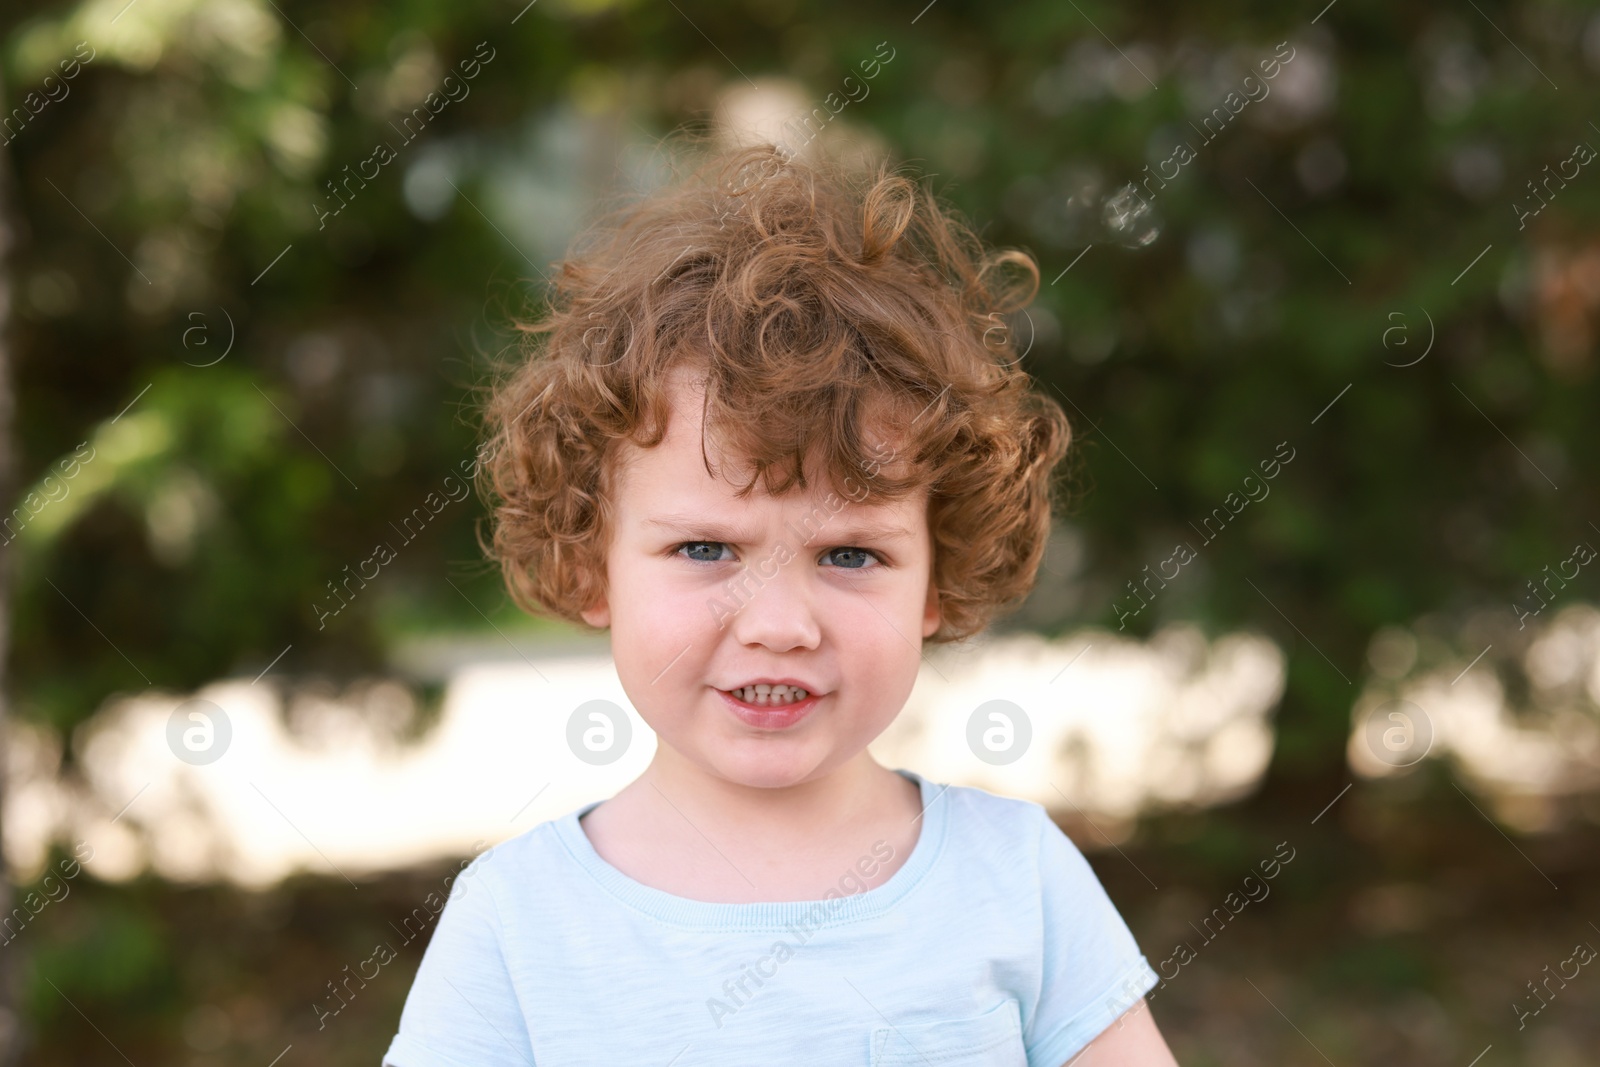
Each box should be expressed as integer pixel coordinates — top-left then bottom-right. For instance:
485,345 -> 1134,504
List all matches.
1,0 -> 1596,809
0,48 -> 21,1067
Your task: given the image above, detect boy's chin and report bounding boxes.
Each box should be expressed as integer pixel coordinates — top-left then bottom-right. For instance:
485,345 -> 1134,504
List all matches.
695,745 -> 842,792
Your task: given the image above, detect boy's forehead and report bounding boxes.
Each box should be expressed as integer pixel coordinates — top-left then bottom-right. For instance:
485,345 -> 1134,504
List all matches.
615,427 -> 921,515
607,391 -> 926,536
613,367 -> 915,499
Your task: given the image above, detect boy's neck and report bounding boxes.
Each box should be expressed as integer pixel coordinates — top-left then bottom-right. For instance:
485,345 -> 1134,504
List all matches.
641,751 -> 905,832
579,752 -> 923,903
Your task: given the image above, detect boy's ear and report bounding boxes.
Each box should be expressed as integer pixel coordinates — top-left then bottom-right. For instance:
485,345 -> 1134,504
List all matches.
921,577 -> 941,639
580,593 -> 610,629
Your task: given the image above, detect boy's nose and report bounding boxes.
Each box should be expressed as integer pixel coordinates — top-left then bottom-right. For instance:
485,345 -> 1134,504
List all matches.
723,560 -> 822,653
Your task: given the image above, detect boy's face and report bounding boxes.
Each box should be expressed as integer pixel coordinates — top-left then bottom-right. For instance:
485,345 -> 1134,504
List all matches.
580,369 -> 941,791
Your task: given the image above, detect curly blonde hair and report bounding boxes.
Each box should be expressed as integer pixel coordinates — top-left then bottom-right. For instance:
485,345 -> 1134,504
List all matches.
474,141 -> 1071,645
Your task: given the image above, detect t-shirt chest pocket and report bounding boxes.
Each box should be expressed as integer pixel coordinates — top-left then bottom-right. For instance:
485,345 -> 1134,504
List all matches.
869,997 -> 1028,1066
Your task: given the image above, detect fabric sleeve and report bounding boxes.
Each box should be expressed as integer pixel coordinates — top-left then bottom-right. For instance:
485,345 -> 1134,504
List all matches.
1023,809 -> 1160,1067
381,858 -> 536,1067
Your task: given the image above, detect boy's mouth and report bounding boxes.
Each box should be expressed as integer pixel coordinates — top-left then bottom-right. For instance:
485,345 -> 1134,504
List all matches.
716,686 -> 821,730
721,683 -> 811,706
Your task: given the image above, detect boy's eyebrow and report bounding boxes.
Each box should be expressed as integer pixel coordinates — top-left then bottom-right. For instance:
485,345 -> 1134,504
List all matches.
644,513 -> 915,543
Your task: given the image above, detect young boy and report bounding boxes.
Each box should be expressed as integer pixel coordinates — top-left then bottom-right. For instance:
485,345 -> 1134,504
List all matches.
382,142 -> 1177,1066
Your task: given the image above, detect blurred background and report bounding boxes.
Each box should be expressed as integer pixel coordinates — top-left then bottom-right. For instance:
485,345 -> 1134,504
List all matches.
2,0 -> 1599,1063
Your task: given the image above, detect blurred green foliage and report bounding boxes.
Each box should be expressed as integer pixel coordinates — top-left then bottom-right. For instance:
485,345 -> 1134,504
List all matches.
7,0 -> 1598,761
7,0 -> 1594,779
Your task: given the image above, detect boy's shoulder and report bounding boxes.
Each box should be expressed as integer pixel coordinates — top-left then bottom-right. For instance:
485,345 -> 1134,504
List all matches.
444,802 -> 593,899
932,776 -> 1060,857
934,776 -> 1049,820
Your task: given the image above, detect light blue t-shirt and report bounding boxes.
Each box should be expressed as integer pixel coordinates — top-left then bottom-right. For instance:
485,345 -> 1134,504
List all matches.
382,769 -> 1159,1066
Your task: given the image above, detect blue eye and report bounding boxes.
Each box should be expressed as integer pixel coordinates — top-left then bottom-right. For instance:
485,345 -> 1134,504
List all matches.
820,547 -> 882,570
677,541 -> 732,564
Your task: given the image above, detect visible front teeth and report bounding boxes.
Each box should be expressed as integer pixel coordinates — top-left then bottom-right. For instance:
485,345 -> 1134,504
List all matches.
732,684 -> 809,705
